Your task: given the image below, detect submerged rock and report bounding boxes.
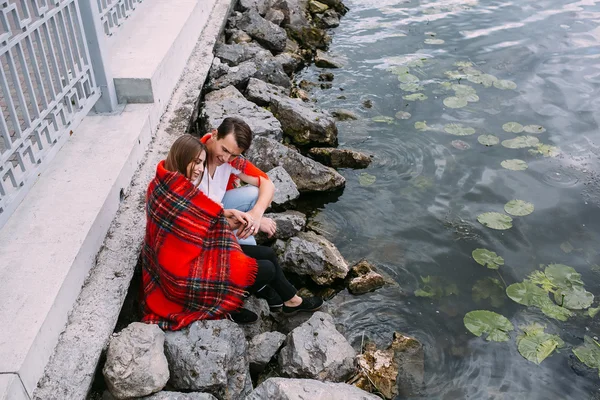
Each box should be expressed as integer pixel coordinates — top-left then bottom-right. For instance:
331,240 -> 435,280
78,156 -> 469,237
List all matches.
245,136 -> 345,192
309,148 -> 372,169
247,378 -> 380,399
352,333 -> 424,399
315,49 -> 343,68
201,85 -> 282,141
331,109 -> 357,120
103,323 -> 169,399
347,259 -> 386,295
318,71 -> 334,81
248,331 -> 287,374
237,10 -> 287,53
164,320 -> 252,399
267,166 -> 300,206
278,312 -> 356,381
275,231 -> 349,285
270,96 -> 338,146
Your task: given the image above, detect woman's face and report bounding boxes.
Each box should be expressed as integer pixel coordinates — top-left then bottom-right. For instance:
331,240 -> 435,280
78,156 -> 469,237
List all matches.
186,150 -> 206,181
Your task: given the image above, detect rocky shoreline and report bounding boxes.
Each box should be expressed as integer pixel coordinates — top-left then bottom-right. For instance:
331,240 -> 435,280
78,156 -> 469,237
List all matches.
100,1 -> 424,399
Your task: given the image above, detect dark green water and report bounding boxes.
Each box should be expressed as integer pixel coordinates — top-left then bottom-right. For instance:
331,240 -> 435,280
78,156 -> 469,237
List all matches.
299,0 -> 600,398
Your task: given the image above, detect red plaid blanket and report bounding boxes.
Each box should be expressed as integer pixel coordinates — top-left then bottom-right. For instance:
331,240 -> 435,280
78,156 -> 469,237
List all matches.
141,160 -> 258,330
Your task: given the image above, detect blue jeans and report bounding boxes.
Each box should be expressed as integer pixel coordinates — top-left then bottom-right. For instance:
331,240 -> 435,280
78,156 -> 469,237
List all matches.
222,185 -> 259,245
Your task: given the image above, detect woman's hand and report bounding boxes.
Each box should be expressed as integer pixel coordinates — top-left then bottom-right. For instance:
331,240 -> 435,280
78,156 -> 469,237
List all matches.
241,209 -> 264,239
224,209 -> 253,233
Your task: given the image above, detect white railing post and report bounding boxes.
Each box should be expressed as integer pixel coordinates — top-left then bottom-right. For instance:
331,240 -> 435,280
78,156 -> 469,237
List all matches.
77,0 -> 118,113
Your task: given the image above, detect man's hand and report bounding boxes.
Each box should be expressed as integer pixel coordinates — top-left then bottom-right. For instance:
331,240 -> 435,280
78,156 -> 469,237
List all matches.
242,209 -> 263,239
260,217 -> 277,238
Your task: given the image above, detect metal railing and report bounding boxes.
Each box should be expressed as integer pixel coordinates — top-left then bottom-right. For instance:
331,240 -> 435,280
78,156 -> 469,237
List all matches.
0,0 -> 142,228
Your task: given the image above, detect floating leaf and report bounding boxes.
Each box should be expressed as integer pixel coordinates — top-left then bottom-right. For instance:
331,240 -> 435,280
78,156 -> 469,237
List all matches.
528,270 -> 556,292
399,82 -> 424,92
516,323 -> 564,364
425,38 -> 445,44
389,66 -> 410,75
415,275 -> 458,298
472,278 -> 505,308
502,136 -> 540,149
372,116 -> 395,124
501,159 -> 528,171
463,310 -> 514,342
573,336 -> 600,377
395,111 -> 412,120
359,172 -> 377,186
463,94 -> 480,103
467,73 -> 498,87
444,123 -> 476,136
472,248 -> 505,270
560,241 -> 574,253
478,135 -> 500,146
504,200 -> 534,216
440,81 -> 453,89
403,93 -> 428,101
443,96 -> 468,108
445,70 -> 467,80
398,73 -> 420,83
506,280 -> 549,307
539,301 -> 573,321
502,122 -> 524,133
544,263 -> 584,288
451,140 -> 470,150
452,84 -> 477,98
554,286 -> 594,310
529,143 -> 560,157
523,124 -> 546,134
415,121 -> 430,131
477,212 -> 513,230
454,61 -> 473,68
589,307 -> 600,318
493,79 -> 517,90
425,31 -> 437,36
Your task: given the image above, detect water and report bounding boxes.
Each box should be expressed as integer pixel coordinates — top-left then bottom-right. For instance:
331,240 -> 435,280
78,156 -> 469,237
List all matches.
298,0 -> 600,398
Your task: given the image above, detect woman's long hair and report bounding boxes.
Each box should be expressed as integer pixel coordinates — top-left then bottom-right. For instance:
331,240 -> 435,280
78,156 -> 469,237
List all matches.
164,134 -> 206,184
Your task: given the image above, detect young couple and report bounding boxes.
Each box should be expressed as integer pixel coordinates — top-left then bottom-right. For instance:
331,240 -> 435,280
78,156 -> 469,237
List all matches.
141,117 -> 323,330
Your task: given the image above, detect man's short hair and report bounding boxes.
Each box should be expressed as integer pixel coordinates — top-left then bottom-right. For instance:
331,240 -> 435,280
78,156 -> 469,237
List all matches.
216,117 -> 253,151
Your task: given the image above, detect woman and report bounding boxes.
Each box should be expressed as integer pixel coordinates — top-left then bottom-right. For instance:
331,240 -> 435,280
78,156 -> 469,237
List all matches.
141,135 -> 322,330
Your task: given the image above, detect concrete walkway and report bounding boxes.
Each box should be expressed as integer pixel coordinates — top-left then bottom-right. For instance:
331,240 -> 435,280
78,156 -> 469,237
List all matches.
0,1 -> 232,398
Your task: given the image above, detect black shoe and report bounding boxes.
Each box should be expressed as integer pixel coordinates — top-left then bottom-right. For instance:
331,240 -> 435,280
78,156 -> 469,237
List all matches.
256,286 -> 284,310
227,308 -> 258,324
282,297 -> 324,315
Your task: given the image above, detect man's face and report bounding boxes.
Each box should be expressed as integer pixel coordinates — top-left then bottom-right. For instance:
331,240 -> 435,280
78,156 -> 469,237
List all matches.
210,131 -> 243,166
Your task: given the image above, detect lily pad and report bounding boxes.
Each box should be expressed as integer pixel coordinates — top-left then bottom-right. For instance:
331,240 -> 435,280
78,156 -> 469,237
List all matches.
544,263 -> 584,288
415,121 -> 430,131
554,286 -> 594,310
452,84 -> 477,98
573,336 -> 600,377
398,73 -> 420,83
506,280 -> 550,307
399,83 -> 424,92
445,70 -> 467,80
493,80 -> 518,90
467,73 -> 498,87
472,248 -> 504,270
403,93 -> 428,101
359,172 -> 377,186
502,122 -> 524,133
425,38 -> 445,44
444,123 -> 476,136
523,124 -> 546,134
463,94 -> 480,103
477,212 -> 513,230
372,116 -> 395,124
501,159 -> 528,171
463,310 -> 514,342
389,66 -> 410,75
395,111 -> 412,120
588,307 -> 600,318
478,135 -> 500,146
451,140 -> 470,150
516,323 -> 564,364
443,96 -> 468,108
539,301 -> 574,321
502,136 -> 540,149
415,275 -> 458,298
454,61 -> 473,68
472,278 -> 505,308
529,143 -> 560,157
504,200 -> 534,216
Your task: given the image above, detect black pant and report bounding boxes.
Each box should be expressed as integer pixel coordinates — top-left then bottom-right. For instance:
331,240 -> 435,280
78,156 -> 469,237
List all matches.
241,245 -> 297,302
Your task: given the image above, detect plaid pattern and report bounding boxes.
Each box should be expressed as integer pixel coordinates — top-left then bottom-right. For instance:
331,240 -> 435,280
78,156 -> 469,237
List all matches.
141,161 -> 258,331
200,133 -> 269,190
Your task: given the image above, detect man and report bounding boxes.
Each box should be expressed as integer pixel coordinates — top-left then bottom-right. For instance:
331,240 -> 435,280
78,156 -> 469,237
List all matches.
199,117 -> 276,244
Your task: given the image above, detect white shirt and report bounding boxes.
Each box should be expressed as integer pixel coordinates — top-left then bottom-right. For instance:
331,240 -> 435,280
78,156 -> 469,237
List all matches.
197,163 -> 241,203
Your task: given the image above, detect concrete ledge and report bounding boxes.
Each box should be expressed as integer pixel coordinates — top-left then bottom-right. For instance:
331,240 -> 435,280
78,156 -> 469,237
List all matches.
110,0 -> 217,111
0,375 -> 28,400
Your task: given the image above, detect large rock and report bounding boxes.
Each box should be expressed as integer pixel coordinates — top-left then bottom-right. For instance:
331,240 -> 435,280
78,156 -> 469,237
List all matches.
314,49 -> 343,68
278,312 -> 356,381
215,42 -> 269,67
248,331 -> 287,374
102,323 -> 169,399
207,57 -> 230,82
287,26 -> 331,51
316,9 -> 340,28
226,29 -> 253,44
142,393 -> 218,400
237,10 -> 287,53
271,0 -> 310,28
252,55 -> 292,88
275,52 -> 303,75
201,86 -> 282,141
164,320 -> 252,399
317,0 -> 349,14
270,96 -> 338,146
207,60 -> 257,91
265,8 -> 285,25
353,333 -> 424,399
237,0 -> 270,14
308,148 -> 372,169
245,78 -> 289,106
246,136 -> 345,192
267,166 -> 300,206
247,378 -> 380,399
274,231 -> 349,285
309,0 -> 329,13
241,297 -> 275,340
256,210 -> 306,244
347,259 -> 386,295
